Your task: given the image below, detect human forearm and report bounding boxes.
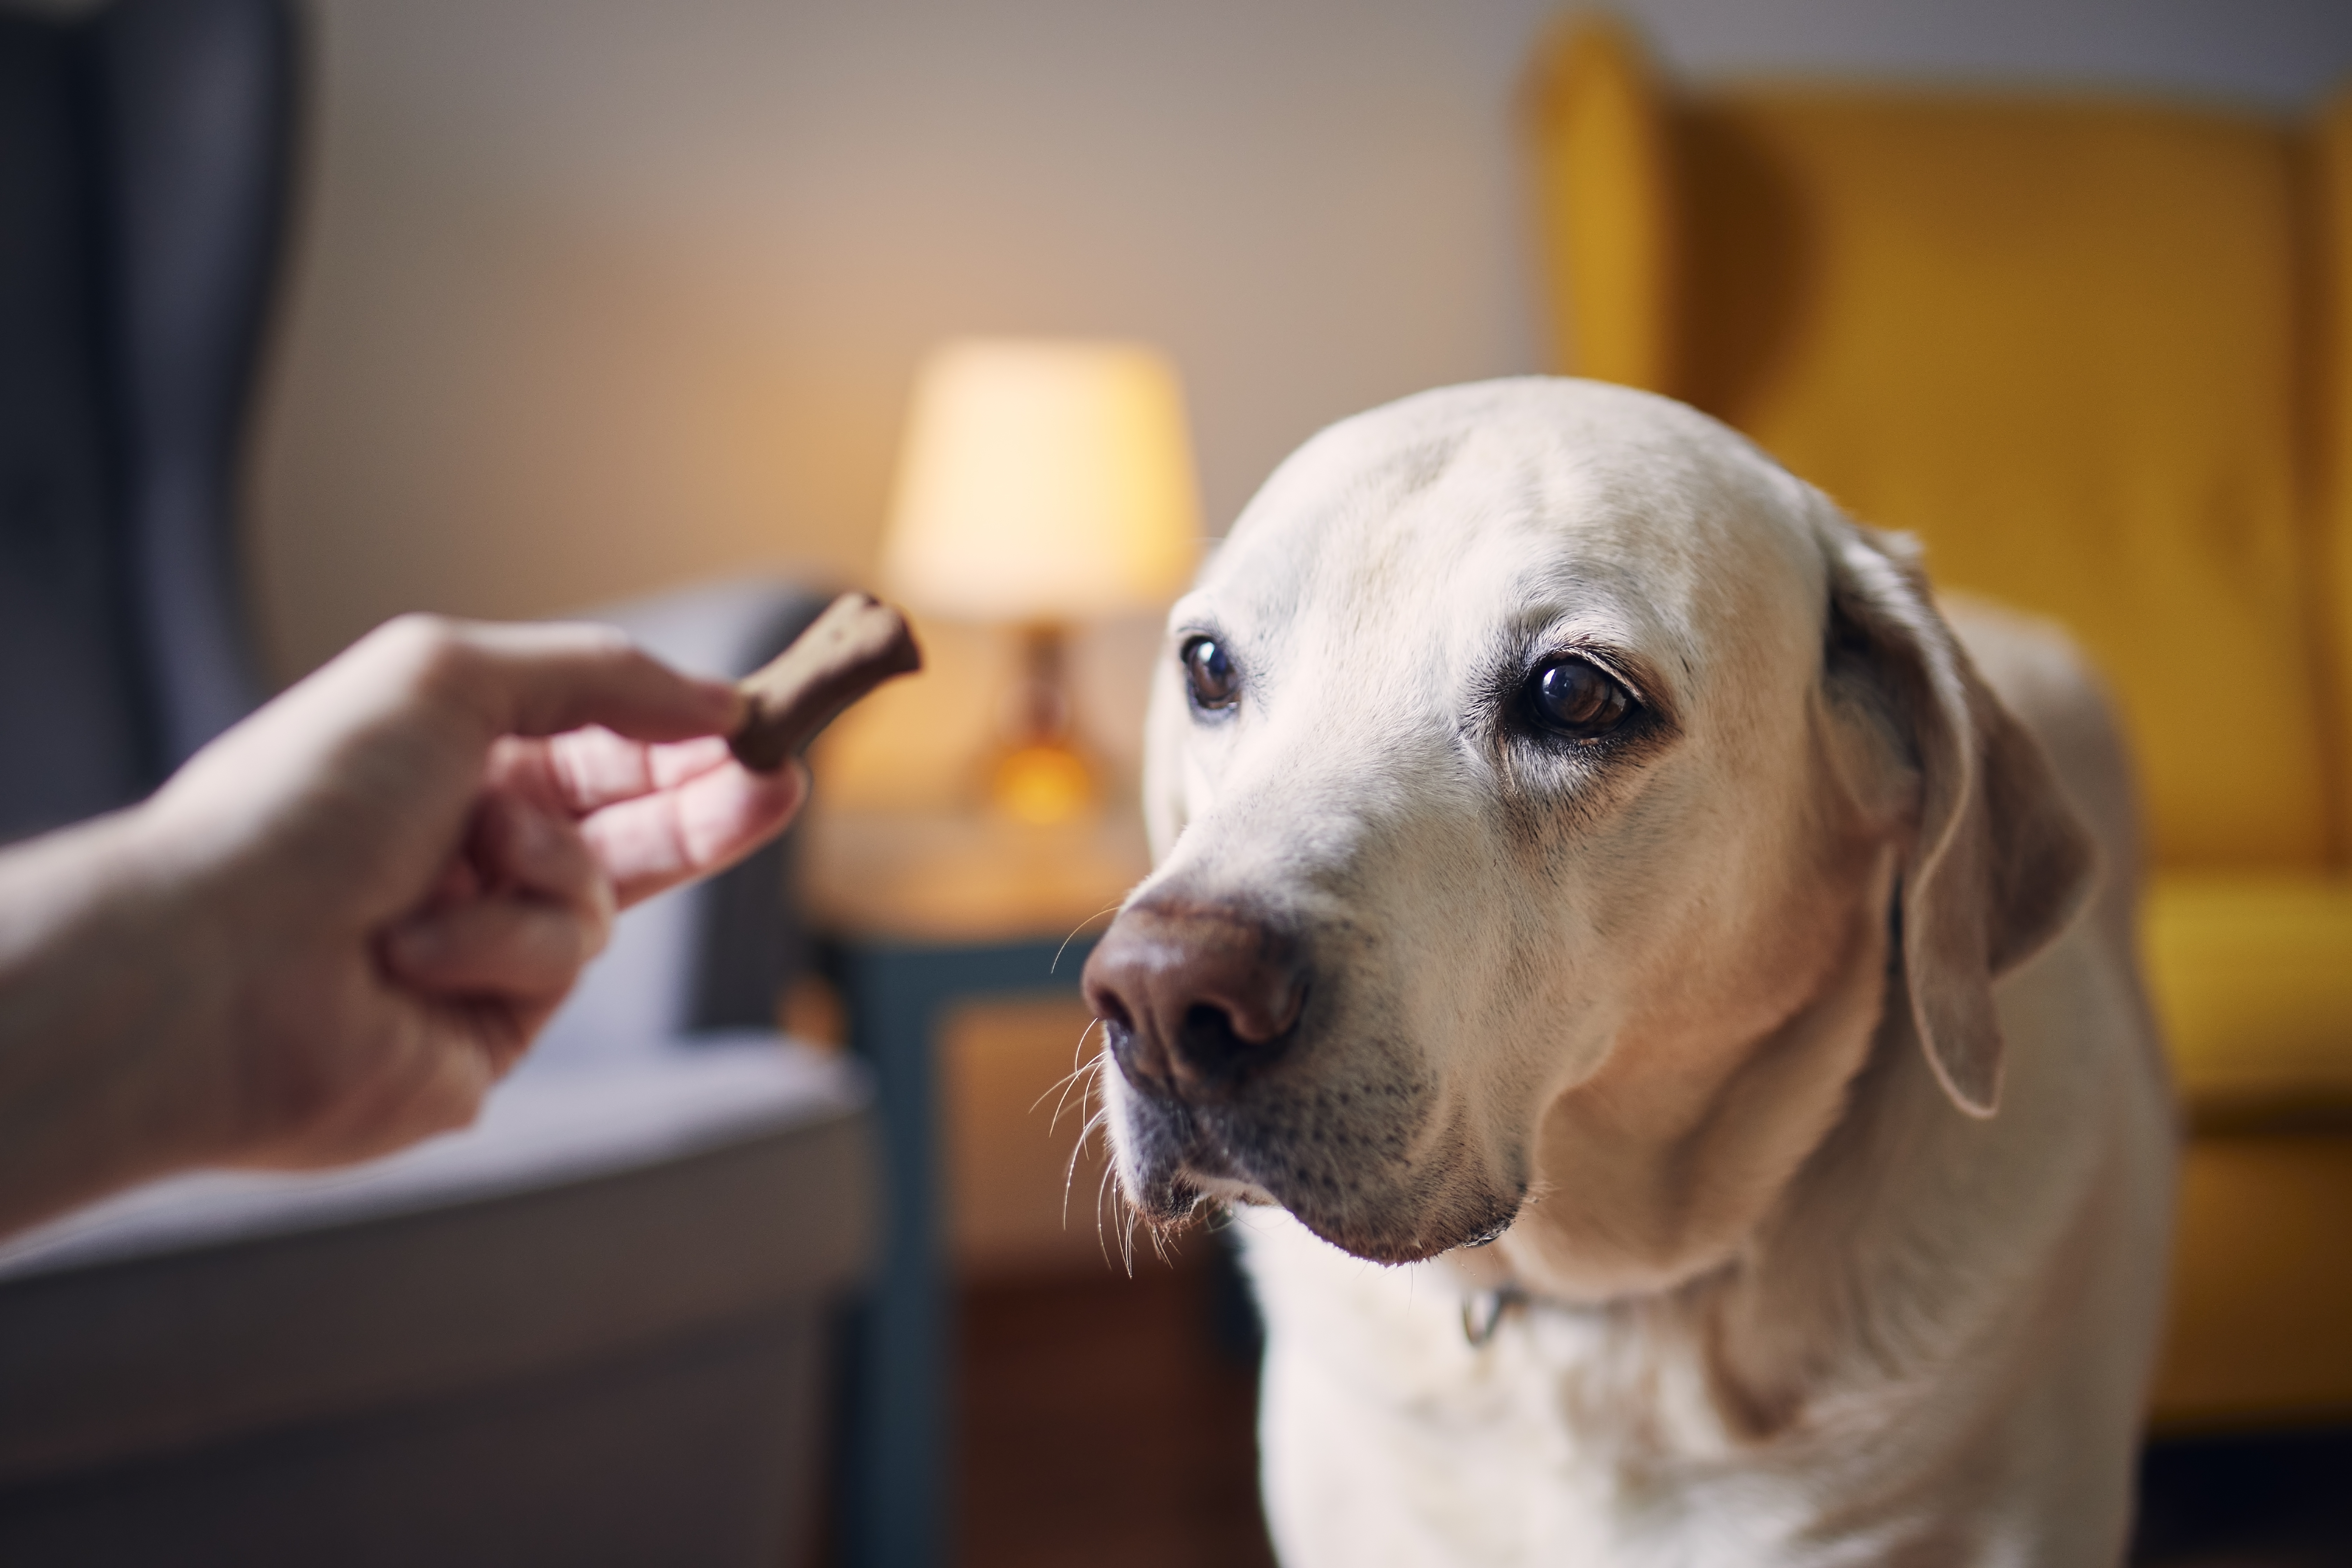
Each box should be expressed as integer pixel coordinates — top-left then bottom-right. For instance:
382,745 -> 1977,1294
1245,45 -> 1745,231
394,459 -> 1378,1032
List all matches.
0,807 -> 242,1238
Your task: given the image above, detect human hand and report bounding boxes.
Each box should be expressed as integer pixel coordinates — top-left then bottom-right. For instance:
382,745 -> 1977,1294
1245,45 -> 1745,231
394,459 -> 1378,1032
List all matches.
374,723 -> 811,1032
127,615 -> 805,1172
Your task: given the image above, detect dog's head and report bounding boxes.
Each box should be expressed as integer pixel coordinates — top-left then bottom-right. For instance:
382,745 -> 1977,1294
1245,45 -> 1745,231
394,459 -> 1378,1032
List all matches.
1082,379 -> 2091,1286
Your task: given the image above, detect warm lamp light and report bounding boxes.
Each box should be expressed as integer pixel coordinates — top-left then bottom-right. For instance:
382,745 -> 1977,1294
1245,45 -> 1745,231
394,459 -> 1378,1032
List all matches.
881,338 -> 1203,822
883,339 -> 1201,616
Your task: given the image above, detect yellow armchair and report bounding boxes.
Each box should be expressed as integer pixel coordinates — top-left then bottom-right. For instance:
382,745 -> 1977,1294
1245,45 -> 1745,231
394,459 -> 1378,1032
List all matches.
1528,16 -> 2352,1430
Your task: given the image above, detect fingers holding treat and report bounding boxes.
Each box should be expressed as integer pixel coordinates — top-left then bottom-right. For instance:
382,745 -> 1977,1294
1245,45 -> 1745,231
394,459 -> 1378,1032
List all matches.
730,592 -> 923,772
581,758 -> 810,908
473,592 -> 915,906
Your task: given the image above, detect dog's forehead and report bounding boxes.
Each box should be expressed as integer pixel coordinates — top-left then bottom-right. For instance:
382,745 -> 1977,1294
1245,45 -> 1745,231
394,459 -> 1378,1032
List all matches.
1191,379 -> 1825,684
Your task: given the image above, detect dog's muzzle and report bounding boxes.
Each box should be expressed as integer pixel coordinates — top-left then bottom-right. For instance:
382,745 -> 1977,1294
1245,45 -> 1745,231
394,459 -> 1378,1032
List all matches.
1082,898 -> 1307,1101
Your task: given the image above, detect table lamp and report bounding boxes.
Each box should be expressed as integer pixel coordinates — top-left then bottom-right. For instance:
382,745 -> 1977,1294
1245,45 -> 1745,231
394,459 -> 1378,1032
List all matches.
881,338 -> 1202,824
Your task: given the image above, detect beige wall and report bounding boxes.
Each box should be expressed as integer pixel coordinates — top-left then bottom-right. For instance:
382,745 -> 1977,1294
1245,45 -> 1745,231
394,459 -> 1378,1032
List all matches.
245,0 -> 2351,681
250,0 -> 1556,677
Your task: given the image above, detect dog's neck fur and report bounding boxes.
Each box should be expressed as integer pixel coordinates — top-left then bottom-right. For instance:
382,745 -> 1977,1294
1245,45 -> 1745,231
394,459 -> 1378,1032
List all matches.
1442,940 -> 2000,1461
1487,847 -> 1900,1309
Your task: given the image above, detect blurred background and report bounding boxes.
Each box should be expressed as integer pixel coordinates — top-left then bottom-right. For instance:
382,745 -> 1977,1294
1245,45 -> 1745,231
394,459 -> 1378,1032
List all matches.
4,0 -> 2351,1565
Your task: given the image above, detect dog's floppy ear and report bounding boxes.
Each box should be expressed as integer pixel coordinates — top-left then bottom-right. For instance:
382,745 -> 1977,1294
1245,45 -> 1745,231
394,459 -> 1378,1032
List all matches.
1822,523 -> 2096,1116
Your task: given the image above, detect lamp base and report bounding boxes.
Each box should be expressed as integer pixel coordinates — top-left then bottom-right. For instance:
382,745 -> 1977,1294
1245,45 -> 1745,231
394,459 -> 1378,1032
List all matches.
988,623 -> 1097,825
991,738 -> 1096,825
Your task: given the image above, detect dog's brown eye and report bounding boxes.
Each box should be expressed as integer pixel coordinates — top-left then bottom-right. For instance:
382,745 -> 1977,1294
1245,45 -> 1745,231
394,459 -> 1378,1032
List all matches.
1527,656 -> 1633,740
1183,636 -> 1239,710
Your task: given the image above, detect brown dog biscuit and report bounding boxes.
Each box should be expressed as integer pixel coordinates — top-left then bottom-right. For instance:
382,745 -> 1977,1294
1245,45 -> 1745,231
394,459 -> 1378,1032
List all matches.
730,592 -> 923,772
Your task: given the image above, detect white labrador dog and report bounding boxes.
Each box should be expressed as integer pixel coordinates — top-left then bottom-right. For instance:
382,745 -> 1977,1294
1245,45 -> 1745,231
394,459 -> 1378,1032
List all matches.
1080,379 -> 2176,1566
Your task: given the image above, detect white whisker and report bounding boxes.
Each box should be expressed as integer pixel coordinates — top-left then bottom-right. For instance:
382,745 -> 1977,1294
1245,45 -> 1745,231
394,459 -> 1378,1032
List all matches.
1062,1105 -> 1111,1228
1094,1157 -> 1121,1268
1051,904 -> 1126,973
1035,1048 -> 1104,1130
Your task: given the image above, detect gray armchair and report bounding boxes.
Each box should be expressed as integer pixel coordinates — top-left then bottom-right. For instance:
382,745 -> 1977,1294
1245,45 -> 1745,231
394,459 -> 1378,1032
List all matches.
0,3 -> 875,1563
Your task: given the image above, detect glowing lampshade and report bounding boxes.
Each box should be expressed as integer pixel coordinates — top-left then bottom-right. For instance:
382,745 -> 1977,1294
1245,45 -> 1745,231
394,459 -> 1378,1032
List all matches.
881,339 -> 1202,623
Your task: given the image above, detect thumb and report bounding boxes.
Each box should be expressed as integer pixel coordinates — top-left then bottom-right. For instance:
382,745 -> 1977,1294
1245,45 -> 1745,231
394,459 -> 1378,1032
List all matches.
368,616 -> 747,746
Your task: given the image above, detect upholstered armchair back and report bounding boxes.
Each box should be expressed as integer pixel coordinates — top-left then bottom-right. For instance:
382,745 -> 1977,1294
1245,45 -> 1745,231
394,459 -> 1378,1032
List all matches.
0,0 -> 294,846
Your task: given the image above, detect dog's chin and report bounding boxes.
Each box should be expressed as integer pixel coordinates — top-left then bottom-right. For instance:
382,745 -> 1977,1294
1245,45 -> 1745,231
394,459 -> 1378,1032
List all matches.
1285,1185 -> 1524,1266
1113,1096 -> 1526,1266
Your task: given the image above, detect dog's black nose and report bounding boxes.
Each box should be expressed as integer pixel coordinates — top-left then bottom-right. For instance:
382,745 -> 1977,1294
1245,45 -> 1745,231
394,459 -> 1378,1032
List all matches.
1083,899 -> 1307,1095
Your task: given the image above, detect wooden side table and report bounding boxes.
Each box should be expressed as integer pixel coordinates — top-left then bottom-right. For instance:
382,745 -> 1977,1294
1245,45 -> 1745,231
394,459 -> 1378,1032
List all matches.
806,806 -> 1148,1568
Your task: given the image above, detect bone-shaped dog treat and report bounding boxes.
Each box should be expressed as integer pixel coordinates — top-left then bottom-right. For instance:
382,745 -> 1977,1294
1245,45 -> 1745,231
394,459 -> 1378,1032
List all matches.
729,592 -> 923,772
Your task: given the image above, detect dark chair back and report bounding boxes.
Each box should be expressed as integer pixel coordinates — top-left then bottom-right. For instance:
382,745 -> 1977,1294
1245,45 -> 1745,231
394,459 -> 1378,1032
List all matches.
0,0 -> 295,843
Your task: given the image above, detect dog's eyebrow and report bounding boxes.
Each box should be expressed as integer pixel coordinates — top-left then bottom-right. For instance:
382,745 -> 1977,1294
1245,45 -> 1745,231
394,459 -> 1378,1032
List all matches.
1169,613 -> 1240,661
